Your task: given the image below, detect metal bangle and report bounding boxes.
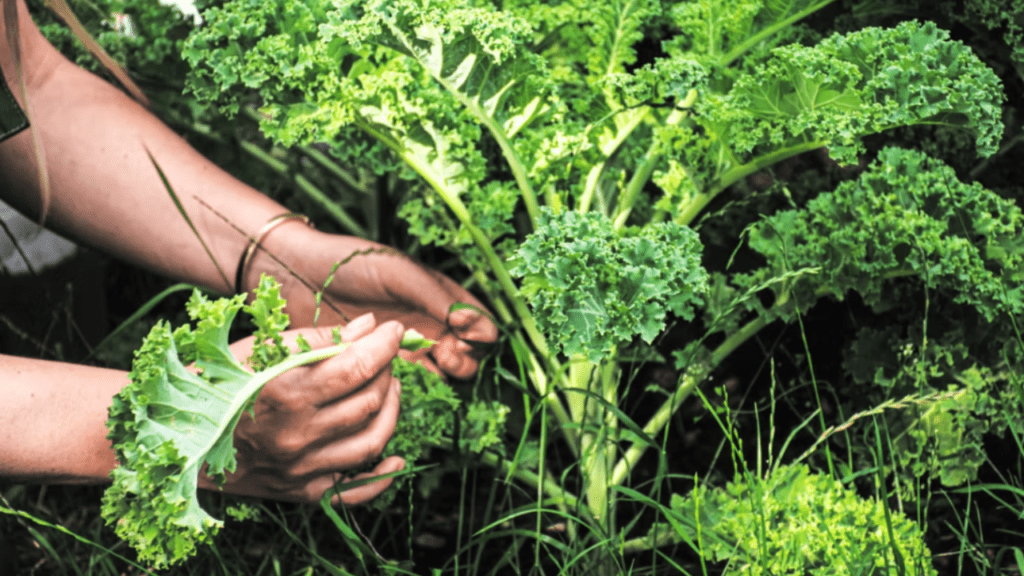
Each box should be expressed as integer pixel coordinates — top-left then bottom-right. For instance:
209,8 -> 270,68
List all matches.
235,213 -> 311,294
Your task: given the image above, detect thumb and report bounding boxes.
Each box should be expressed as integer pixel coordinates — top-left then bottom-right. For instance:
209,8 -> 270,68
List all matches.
284,313 -> 379,351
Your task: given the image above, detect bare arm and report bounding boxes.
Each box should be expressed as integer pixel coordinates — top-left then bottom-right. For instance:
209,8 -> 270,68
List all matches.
0,313 -> 406,504
0,0 -> 288,293
0,354 -> 123,483
0,0 -> 493,493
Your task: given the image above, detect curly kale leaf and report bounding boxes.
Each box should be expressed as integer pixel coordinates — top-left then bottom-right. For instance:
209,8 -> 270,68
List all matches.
384,359 -> 460,465
725,20 -> 1005,164
30,0 -> 193,80
736,147 -> 1024,324
185,0 -> 544,257
371,359 -> 509,509
664,0 -> 841,68
103,289 -> 265,567
668,464 -> 936,576
510,209 -> 709,361
842,328 -> 1021,488
102,276 -> 432,567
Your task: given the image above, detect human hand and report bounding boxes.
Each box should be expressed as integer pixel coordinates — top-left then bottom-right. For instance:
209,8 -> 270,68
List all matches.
246,229 -> 498,380
201,313 -> 405,505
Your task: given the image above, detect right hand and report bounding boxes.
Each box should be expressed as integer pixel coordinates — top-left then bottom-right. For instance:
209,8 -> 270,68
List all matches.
205,313 -> 405,505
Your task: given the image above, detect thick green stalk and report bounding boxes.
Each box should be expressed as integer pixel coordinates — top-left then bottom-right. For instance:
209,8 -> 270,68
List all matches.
609,358 -> 708,487
352,120 -> 583,451
445,90 -> 541,228
580,107 -> 651,214
610,273 -> 902,486
297,144 -> 373,196
354,120 -> 551,362
237,141 -> 368,237
718,0 -> 838,67
474,448 -> 582,511
675,140 -> 826,226
612,106 -> 689,230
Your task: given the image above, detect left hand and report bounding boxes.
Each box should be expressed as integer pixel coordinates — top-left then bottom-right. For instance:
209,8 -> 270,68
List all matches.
246,226 -> 498,380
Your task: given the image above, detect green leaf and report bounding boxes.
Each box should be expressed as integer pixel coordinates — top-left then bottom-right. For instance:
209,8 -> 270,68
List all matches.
727,20 -> 1005,163
510,209 -> 709,361
102,276 -> 349,567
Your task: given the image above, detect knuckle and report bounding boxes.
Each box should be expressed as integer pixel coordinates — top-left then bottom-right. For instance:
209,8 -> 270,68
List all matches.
305,484 -> 329,504
364,435 -> 388,463
345,351 -> 380,386
271,431 -> 308,457
361,389 -> 384,417
286,461 -> 316,482
261,382 -> 303,412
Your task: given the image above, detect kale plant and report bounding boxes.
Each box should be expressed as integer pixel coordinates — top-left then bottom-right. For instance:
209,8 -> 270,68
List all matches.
671,465 -> 936,576
69,0 -> 1023,570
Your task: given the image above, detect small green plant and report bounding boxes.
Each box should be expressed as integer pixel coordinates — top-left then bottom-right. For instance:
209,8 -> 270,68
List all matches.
673,464 -> 936,576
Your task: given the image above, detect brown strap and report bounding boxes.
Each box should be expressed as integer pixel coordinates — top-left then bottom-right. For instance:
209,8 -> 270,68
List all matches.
3,0 -> 50,224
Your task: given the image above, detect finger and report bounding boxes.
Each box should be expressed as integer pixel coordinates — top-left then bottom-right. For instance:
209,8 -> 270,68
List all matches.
286,313 -> 378,353
431,334 -> 479,380
397,348 -> 442,377
294,374 -> 401,475
332,456 -> 407,506
447,305 -> 498,344
307,320 -> 403,406
308,374 -> 396,442
338,312 -> 377,342
372,263 -> 490,336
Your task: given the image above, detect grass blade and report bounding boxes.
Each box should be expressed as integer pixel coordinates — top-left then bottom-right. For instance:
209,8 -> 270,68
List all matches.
145,148 -> 232,292
82,282 -> 200,363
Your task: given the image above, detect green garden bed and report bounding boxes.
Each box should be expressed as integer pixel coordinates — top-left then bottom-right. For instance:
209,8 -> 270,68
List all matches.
3,0 -> 1024,573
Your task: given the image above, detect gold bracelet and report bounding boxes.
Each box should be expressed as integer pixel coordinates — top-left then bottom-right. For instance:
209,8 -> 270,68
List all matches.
235,213 -> 312,294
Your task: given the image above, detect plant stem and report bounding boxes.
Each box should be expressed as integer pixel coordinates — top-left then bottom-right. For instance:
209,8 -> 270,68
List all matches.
354,120 -> 552,363
471,448 -> 582,512
676,140 -> 826,226
612,107 -> 687,230
237,140 -> 369,237
580,107 -> 651,214
718,0 -> 839,67
610,359 -> 708,486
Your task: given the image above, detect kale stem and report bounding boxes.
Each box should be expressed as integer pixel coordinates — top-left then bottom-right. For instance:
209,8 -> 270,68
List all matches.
676,140 -> 826,226
236,140 -> 368,237
189,343 -> 352,484
613,107 -> 687,230
580,107 -> 651,214
478,448 -> 583,512
718,0 -> 838,67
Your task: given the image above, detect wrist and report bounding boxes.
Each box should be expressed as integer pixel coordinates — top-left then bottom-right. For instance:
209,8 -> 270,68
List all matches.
235,213 -> 313,295
237,215 -> 321,296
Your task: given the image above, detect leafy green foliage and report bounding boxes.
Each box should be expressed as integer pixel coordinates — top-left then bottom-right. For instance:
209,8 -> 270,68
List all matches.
964,0 -> 1024,68
28,0 -> 192,77
510,209 -> 709,361
103,290 -> 259,568
733,147 -> 1024,324
843,327 -> 1023,488
724,21 -> 1005,164
244,275 -> 291,371
673,464 -> 936,575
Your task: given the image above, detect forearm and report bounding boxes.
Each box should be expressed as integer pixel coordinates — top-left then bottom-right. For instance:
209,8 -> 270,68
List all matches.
0,0 -> 287,293
0,354 -> 123,483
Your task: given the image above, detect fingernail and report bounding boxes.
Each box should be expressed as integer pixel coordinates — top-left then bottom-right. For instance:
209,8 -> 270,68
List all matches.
394,322 -> 405,339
